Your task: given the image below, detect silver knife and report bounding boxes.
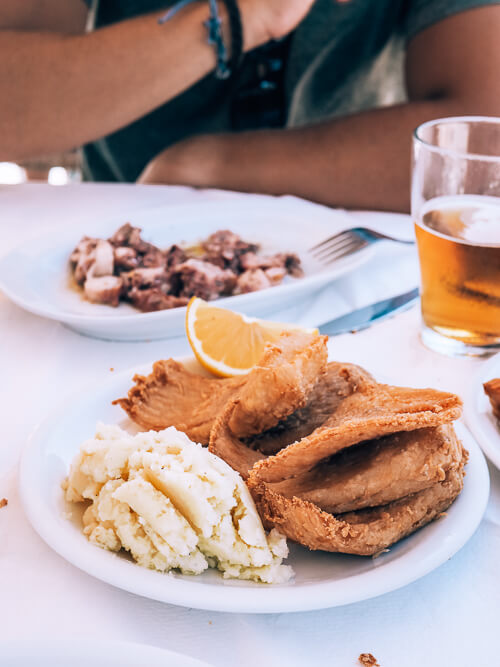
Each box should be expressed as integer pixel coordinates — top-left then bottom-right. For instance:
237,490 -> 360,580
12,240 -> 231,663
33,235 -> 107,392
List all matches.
318,287 -> 419,335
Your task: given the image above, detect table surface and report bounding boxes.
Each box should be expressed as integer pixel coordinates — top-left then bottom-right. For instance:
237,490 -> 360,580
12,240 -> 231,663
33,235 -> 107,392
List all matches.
1,183 -> 498,667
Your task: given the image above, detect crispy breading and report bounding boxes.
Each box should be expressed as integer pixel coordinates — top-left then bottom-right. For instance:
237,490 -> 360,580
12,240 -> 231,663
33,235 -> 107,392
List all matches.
248,461 -> 466,556
226,332 -> 328,438
209,361 -> 372,477
484,378 -> 500,420
113,359 -> 245,443
245,361 -> 375,455
255,424 -> 464,514
114,331 -> 328,445
252,371 -> 462,483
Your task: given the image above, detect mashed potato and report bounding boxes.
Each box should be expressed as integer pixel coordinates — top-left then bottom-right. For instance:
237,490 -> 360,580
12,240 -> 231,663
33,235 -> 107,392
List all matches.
63,424 -> 293,583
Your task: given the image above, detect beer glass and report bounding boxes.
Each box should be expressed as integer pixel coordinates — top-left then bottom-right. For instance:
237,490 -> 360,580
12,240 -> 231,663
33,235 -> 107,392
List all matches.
412,117 -> 500,356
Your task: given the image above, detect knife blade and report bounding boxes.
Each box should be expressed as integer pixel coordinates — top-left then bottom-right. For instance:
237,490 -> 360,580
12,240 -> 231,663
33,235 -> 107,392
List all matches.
318,287 -> 419,336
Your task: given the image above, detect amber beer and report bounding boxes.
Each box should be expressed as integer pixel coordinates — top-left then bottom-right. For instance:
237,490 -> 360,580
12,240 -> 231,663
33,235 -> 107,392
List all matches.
415,195 -> 500,347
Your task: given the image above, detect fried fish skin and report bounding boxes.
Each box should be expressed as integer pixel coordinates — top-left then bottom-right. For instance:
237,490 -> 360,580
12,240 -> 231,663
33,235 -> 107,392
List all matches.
226,331 -> 328,439
252,371 -> 463,484
113,359 -> 246,443
248,460 -> 466,556
245,361 -> 375,456
259,424 -> 464,514
115,331 -> 328,446
484,379 -> 500,420
209,360 -> 371,477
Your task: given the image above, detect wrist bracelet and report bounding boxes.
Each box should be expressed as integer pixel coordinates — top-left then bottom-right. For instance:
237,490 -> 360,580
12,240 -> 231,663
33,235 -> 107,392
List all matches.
221,0 -> 243,78
159,0 -> 243,81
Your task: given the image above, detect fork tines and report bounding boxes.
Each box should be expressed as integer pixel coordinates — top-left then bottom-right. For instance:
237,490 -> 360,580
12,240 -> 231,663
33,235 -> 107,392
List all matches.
310,229 -> 369,263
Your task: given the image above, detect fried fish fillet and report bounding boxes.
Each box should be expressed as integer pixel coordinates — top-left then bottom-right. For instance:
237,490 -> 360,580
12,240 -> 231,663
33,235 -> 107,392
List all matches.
225,331 -> 328,438
248,458 -> 466,556
252,369 -> 463,483
211,361 -> 462,480
209,361 -> 373,477
114,331 -> 327,445
113,360 -> 245,443
251,424 -> 464,514
246,362 -> 375,456
484,378 -> 500,420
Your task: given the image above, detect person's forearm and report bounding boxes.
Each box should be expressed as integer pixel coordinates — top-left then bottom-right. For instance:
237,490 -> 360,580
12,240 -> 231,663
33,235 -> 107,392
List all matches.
0,3 -> 266,161
203,98 -> 485,212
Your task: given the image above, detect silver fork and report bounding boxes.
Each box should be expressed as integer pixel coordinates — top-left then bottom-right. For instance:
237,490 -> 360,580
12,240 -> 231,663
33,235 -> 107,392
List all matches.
309,227 -> 414,265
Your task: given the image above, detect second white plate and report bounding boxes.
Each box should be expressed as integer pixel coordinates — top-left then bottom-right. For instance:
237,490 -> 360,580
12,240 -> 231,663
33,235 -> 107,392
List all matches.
465,352 -> 500,470
0,639 -> 211,667
19,359 -> 489,614
0,200 -> 374,341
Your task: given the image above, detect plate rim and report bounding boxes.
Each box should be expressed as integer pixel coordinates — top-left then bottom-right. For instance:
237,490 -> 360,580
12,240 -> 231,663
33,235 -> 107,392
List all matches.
464,351 -> 500,470
0,199 -> 374,327
0,639 -> 212,667
19,359 -> 490,614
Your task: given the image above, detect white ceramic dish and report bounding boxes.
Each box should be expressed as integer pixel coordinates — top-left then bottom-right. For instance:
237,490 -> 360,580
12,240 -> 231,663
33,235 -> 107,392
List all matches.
0,639 -> 211,667
19,357 -> 489,614
0,200 -> 374,341
465,352 -> 500,470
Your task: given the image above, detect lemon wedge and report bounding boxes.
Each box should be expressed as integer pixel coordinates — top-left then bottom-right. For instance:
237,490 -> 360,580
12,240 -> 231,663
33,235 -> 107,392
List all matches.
185,297 -> 318,377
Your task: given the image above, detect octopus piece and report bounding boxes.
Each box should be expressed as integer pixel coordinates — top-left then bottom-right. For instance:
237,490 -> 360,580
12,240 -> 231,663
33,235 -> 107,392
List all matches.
128,289 -> 189,313
92,239 -> 114,277
123,266 -> 169,290
114,246 -> 139,271
239,251 -> 303,278
265,267 -> 287,285
165,244 -> 187,269
172,259 -> 237,300
70,237 -> 98,285
202,229 -> 259,270
236,269 -> 272,294
248,462 -> 466,556
84,274 -> 123,307
249,424 -> 465,514
484,379 -> 500,420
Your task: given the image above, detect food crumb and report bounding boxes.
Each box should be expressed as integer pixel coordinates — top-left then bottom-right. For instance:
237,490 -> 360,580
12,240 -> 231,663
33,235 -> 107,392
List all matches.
208,621 -> 212,625
0,498 -> 8,509
110,367 -> 114,372
358,653 -> 380,666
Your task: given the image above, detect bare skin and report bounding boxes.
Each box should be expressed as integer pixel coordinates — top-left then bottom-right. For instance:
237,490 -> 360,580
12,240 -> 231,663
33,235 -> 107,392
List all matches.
0,0 -> 317,161
139,6 -> 500,212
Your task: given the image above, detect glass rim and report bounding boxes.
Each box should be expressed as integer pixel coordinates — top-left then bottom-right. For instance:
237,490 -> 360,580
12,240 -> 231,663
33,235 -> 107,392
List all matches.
413,115 -> 500,163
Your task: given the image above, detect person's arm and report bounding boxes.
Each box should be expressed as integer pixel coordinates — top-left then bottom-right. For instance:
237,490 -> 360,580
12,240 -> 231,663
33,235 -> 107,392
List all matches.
139,5 -> 500,212
0,0 -> 316,161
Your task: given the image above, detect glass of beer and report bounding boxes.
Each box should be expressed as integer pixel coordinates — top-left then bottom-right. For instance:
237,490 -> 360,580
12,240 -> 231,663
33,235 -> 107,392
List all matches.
412,116 -> 500,356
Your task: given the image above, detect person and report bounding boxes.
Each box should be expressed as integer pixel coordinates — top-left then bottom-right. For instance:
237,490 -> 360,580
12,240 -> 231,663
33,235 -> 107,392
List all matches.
2,1 -> 499,212
0,0 -> 316,173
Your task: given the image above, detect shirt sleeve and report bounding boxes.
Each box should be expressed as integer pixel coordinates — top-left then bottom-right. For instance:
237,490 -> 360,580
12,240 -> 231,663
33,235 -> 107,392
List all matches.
404,0 -> 500,40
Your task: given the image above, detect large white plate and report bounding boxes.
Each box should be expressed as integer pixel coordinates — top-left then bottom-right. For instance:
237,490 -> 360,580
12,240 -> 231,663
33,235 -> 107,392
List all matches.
0,200 -> 374,341
465,352 -> 500,470
0,639 -> 211,667
19,358 -> 489,614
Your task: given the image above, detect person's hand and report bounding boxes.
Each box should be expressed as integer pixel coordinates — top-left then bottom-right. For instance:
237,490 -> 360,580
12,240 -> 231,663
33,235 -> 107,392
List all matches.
239,0 -> 315,49
137,135 -> 223,187
240,0 -> 352,52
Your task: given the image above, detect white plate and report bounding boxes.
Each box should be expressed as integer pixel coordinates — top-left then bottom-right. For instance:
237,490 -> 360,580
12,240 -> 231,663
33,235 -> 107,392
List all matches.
0,200 -> 373,341
465,352 -> 500,469
19,358 -> 489,614
0,639 -> 211,667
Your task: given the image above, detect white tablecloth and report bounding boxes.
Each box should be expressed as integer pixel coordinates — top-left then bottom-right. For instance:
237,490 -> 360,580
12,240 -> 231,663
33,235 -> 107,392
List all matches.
1,184 -> 498,667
